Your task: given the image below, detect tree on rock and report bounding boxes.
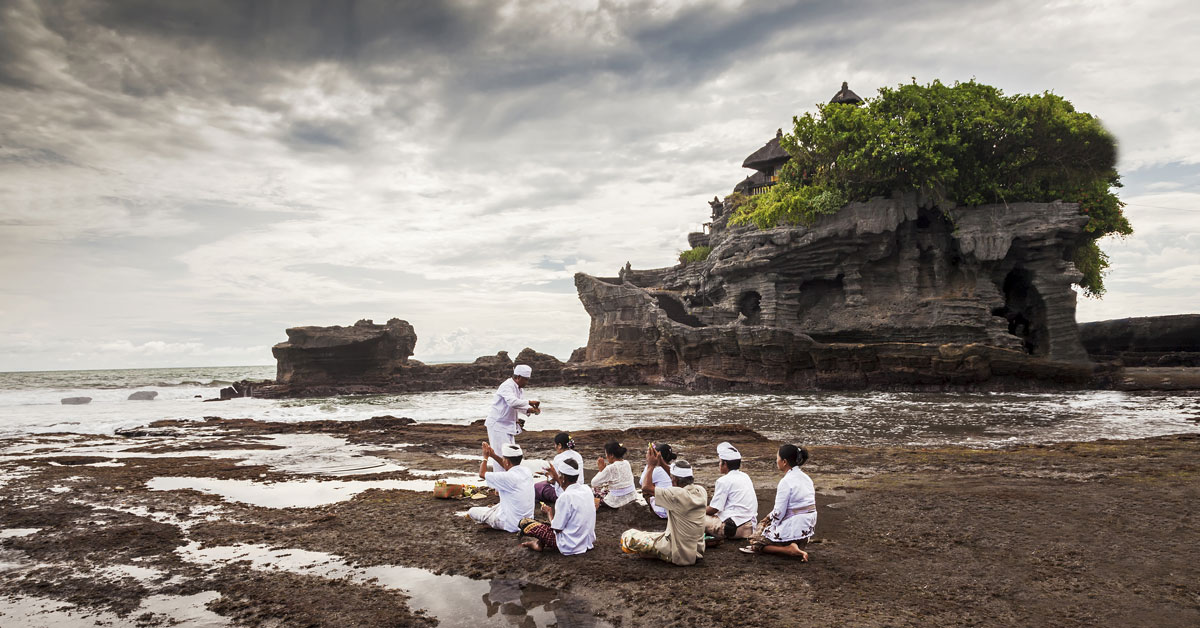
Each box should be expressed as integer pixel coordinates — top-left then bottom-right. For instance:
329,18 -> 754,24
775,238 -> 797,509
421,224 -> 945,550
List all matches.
730,79 -> 1131,297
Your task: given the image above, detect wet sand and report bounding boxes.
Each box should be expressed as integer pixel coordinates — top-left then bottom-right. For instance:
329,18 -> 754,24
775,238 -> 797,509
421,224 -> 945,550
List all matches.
2,416 -> 1198,627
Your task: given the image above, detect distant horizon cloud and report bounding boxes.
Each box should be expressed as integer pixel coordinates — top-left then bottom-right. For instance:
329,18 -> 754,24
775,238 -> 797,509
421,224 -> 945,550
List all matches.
2,0 -> 1199,372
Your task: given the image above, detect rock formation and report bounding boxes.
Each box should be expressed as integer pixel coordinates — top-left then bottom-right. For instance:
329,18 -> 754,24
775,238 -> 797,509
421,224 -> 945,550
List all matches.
60,397 -> 91,405
127,391 -> 158,401
253,321 -> 634,398
1079,315 -> 1200,367
574,192 -> 1097,390
273,318 -> 418,385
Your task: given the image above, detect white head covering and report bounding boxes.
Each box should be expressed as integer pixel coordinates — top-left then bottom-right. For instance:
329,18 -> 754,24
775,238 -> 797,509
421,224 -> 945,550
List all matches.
717,442 -> 741,461
669,460 -> 694,478
513,364 -> 532,378
500,443 -> 523,457
553,457 -> 580,475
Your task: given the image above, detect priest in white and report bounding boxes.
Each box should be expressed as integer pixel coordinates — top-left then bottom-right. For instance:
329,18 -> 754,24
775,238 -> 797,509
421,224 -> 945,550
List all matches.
483,364 -> 540,470
467,442 -> 535,532
705,442 -> 758,541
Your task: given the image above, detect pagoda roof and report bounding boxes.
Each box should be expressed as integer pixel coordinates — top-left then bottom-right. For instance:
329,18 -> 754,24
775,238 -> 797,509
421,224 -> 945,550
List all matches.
742,129 -> 789,170
830,81 -> 863,105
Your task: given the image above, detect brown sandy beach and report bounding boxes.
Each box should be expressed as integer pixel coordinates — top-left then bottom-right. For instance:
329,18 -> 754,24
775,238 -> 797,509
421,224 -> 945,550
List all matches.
2,417 -> 1198,627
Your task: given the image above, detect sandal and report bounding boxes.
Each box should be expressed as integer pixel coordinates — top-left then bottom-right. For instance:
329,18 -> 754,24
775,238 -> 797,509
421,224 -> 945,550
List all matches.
737,546 -> 760,554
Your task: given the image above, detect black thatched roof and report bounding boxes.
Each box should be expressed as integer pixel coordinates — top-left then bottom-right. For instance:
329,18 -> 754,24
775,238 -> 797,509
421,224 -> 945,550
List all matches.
733,170 -> 771,193
830,81 -> 862,105
742,128 -> 789,171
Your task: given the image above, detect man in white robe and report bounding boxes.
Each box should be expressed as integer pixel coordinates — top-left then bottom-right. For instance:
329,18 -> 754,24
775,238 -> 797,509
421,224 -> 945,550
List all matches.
467,442 -> 535,532
483,365 -> 540,470
705,442 -> 758,541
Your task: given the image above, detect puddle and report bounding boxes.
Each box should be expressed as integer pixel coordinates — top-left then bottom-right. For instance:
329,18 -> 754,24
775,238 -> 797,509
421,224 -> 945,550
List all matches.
0,591 -> 226,627
0,528 -> 41,538
49,459 -> 125,467
178,542 -> 610,627
148,475 -> 483,508
4,433 -> 406,477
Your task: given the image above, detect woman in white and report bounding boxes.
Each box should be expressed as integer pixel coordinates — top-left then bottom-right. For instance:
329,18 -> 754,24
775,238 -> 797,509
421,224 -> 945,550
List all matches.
741,443 -> 815,560
640,443 -> 677,518
534,432 -> 585,506
589,440 -> 638,509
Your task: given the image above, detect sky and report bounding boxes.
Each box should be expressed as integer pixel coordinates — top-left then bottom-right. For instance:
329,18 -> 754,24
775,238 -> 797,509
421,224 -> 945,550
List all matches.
1,0 -> 1198,372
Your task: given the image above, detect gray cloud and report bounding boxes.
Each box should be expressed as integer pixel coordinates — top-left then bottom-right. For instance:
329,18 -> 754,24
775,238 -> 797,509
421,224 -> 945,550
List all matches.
1,0 -> 1198,370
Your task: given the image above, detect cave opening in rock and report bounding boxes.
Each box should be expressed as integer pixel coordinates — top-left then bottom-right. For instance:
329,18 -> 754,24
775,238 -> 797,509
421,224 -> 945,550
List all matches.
655,294 -> 706,328
992,268 -> 1048,355
738,291 -> 762,324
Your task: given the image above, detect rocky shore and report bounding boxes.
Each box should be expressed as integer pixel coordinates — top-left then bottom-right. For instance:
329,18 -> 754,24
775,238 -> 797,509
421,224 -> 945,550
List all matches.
2,418 -> 1198,626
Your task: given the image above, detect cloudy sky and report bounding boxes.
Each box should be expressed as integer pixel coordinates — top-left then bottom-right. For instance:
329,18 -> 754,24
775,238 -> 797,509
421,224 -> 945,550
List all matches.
1,0 -> 1198,372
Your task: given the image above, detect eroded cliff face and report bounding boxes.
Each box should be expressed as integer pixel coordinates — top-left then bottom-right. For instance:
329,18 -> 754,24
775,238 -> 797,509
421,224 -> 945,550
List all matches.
576,193 -> 1095,389
273,318 -> 417,385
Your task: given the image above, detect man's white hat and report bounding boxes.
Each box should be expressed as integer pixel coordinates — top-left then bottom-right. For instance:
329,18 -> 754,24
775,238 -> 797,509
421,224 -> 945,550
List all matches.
669,460 -> 694,478
717,442 -> 741,461
513,364 -> 532,378
500,443 -> 523,457
554,457 -> 580,475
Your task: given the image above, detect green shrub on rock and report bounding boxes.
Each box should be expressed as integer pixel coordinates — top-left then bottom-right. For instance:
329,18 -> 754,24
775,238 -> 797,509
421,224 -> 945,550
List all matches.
730,79 -> 1131,296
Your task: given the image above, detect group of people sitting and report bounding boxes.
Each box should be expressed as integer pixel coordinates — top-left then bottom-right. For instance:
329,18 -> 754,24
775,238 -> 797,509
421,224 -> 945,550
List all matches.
465,433 -> 817,565
465,364 -> 816,565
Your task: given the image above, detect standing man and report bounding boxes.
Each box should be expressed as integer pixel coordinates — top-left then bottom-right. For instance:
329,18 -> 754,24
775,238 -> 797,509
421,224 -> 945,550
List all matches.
484,364 -> 540,470
705,442 -> 758,542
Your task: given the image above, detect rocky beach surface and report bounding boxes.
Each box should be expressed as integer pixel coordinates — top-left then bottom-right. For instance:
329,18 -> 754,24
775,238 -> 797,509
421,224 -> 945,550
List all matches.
2,417 -> 1198,627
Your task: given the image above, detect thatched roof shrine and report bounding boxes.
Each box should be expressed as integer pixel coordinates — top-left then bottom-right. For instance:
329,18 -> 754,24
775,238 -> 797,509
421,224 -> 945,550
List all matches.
830,81 -> 863,105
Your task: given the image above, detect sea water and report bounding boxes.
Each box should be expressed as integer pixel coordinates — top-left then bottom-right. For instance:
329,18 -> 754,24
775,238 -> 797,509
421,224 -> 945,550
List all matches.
0,366 -> 1197,446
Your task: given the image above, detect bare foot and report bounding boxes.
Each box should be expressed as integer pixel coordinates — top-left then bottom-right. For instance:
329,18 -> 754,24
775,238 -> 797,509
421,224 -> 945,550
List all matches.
521,539 -> 543,552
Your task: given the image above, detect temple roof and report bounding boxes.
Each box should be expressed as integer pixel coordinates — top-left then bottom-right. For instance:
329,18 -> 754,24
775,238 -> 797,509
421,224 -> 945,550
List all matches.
733,170 -> 771,193
741,128 -> 789,170
830,81 -> 863,105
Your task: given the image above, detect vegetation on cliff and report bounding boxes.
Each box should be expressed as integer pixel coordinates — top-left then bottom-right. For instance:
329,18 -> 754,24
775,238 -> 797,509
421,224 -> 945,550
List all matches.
729,79 -> 1131,296
678,245 -> 712,264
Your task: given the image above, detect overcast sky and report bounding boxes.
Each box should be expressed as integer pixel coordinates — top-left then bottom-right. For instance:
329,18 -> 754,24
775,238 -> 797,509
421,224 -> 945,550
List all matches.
1,0 -> 1198,372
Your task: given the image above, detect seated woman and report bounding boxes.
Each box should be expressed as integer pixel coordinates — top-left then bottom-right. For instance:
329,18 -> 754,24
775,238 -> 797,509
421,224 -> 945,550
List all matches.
590,440 -> 638,509
641,442 -> 677,518
533,432 -> 585,507
740,444 -> 815,560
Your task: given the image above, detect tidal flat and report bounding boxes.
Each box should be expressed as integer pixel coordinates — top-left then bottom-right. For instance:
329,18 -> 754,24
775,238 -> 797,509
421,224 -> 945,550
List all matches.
1,417 -> 1198,627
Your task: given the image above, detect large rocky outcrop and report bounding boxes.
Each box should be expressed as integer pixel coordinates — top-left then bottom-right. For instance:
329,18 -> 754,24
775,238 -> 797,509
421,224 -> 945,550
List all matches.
1080,315 -> 1200,367
255,320 -> 639,398
273,318 -> 418,384
575,193 -> 1097,390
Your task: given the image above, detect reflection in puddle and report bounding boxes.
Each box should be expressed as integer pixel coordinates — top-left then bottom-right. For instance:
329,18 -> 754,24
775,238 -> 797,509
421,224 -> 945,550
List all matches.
178,543 -> 609,627
148,475 -> 482,508
0,591 -> 226,628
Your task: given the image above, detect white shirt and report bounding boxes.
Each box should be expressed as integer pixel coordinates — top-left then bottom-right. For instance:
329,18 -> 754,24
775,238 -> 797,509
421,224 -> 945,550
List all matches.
550,483 -> 596,556
710,469 -> 758,526
484,378 -> 532,436
765,467 -> 817,542
642,465 -> 672,518
552,450 -> 586,496
484,465 -> 534,533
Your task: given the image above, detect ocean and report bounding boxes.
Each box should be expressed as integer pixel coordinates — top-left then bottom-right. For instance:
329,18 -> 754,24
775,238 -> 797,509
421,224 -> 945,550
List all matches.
0,365 -> 1197,446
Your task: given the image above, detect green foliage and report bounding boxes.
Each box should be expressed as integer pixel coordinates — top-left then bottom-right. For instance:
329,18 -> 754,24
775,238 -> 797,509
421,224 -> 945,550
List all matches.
722,191 -> 750,213
729,183 -> 848,228
737,79 -> 1130,296
678,245 -> 712,264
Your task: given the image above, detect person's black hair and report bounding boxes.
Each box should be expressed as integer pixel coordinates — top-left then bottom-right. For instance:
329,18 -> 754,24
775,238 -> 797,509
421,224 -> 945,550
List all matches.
554,432 -> 576,450
778,444 -> 809,468
504,455 -> 523,466
604,440 -> 627,459
655,443 -> 677,463
723,458 -> 742,471
559,457 -> 579,484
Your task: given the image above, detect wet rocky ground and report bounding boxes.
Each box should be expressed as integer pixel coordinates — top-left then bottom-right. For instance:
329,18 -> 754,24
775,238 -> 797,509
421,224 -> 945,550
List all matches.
1,416 -> 1198,627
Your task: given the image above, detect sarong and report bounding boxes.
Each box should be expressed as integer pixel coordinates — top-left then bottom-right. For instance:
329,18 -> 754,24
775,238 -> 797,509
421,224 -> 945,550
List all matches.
749,521 -> 811,551
620,529 -> 669,561
534,481 -> 558,505
519,517 -> 558,549
704,515 -> 754,540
